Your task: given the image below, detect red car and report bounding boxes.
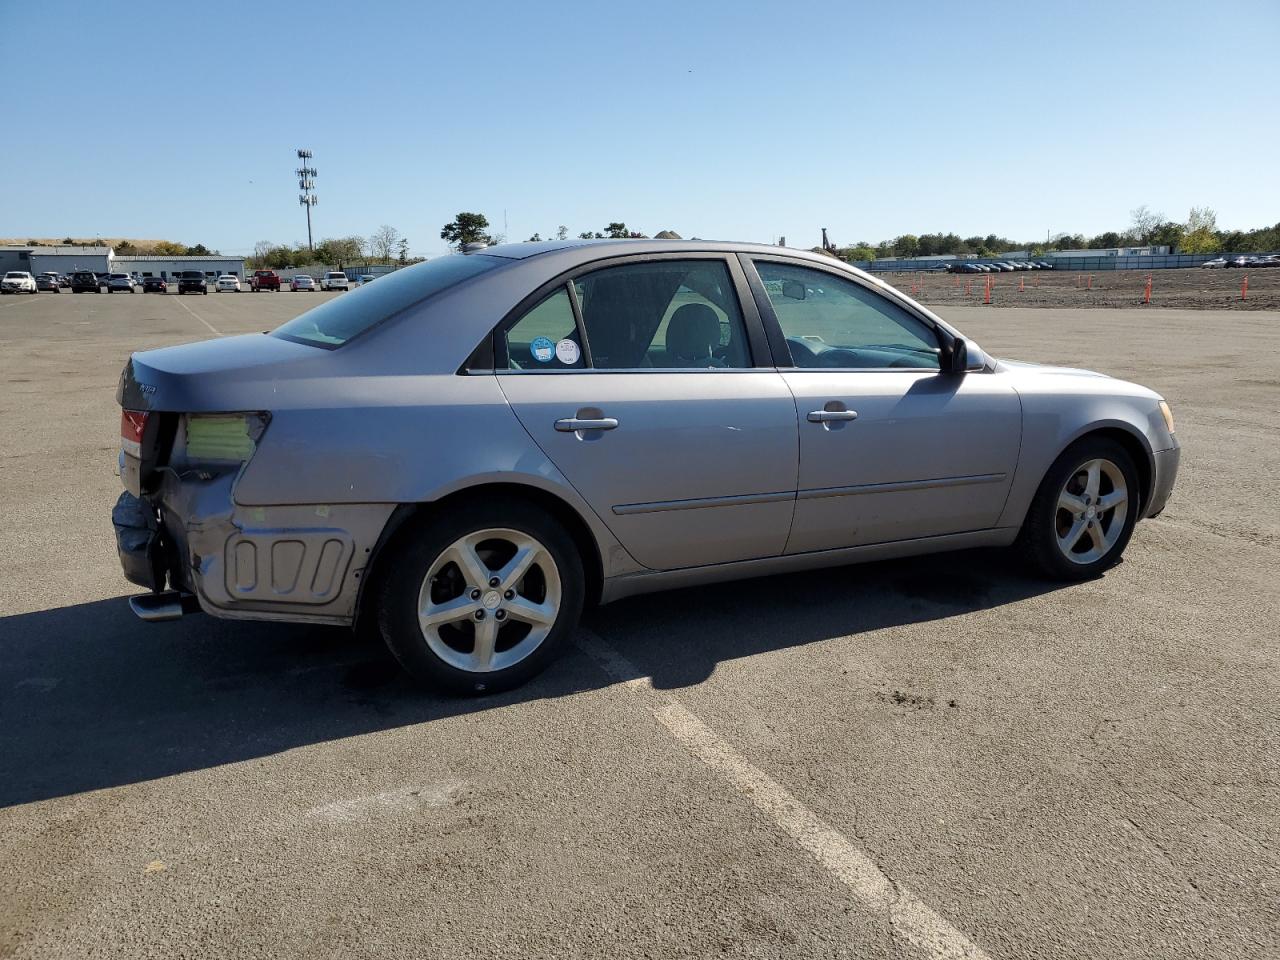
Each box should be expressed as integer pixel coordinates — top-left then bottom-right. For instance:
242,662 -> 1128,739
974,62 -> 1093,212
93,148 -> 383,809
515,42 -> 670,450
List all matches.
250,270 -> 281,292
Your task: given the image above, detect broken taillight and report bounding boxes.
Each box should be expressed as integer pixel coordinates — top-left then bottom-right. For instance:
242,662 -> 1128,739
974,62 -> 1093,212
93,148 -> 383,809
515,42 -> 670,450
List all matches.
121,410 -> 149,458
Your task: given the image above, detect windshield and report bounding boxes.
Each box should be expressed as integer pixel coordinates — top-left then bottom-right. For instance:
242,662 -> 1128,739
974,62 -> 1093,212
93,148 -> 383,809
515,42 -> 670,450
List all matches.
272,255 -> 502,348
5,272 -> 24,279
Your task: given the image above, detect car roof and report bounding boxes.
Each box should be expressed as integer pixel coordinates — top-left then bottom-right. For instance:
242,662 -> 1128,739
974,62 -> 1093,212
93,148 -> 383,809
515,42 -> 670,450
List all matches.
479,237 -> 845,261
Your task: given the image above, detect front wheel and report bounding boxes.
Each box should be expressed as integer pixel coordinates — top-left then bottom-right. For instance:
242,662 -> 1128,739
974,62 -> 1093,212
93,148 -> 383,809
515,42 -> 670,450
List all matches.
376,499 -> 585,694
1018,437 -> 1140,580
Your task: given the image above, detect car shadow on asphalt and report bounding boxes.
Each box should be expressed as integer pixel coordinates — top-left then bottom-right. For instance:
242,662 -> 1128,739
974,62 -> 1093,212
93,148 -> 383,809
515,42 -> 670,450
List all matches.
0,548 -> 1067,808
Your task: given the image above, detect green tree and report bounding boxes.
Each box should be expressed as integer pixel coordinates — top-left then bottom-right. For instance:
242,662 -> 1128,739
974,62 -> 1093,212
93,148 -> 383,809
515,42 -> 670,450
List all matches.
527,233 -> 543,242
151,240 -> 187,256
184,243 -> 212,256
1180,206 -> 1219,253
892,234 -> 919,257
1148,222 -> 1185,250
578,231 -> 603,239
397,238 -> 409,264
115,240 -> 136,253
555,225 -> 568,240
840,244 -> 877,262
440,212 -> 491,249
61,237 -> 76,245
604,222 -> 630,238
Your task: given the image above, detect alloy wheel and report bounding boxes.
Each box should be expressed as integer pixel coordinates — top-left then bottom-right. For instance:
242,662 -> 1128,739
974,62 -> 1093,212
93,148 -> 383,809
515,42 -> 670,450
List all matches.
1054,458 -> 1129,564
417,528 -> 562,673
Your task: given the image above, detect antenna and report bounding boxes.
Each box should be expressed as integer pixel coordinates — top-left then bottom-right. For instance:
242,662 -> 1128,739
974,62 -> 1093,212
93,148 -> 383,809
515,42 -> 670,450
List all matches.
296,148 -> 318,252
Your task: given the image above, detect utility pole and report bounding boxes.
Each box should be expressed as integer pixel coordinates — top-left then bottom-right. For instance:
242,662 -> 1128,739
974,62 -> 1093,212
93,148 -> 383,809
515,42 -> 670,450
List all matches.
296,149 -> 318,252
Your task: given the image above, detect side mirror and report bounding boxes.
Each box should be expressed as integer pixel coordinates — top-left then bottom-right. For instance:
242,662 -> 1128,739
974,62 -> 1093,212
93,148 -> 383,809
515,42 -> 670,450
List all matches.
781,279 -> 806,301
941,336 -> 968,374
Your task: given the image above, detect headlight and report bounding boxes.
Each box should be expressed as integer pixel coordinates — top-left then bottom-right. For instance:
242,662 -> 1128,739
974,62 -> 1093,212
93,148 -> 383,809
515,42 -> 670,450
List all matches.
1158,400 -> 1175,435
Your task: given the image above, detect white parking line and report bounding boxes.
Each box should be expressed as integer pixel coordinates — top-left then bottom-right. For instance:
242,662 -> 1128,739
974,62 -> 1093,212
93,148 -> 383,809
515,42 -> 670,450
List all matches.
578,630 -> 992,960
171,296 -> 222,336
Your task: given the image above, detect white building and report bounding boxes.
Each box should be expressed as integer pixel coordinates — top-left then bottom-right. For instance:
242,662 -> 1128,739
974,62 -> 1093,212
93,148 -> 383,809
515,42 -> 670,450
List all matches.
1048,246 -> 1171,259
0,244 -> 112,275
113,254 -> 246,280
0,245 -> 244,280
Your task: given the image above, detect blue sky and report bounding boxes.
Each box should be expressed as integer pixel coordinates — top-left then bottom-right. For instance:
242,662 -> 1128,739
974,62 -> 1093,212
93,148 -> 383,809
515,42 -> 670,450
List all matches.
5,0 -> 1277,256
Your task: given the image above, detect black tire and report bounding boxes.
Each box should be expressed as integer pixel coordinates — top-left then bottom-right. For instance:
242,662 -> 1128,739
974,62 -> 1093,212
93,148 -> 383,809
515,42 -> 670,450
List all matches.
376,498 -> 585,695
1018,436 -> 1140,581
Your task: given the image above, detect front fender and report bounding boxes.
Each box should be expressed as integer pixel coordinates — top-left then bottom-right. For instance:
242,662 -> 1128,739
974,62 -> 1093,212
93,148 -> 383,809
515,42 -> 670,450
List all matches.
997,395 -> 1164,530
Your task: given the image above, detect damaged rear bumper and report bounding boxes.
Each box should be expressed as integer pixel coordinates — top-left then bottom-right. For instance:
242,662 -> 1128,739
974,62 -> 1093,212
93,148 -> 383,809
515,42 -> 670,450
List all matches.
113,491 -> 168,591
114,475 -> 393,626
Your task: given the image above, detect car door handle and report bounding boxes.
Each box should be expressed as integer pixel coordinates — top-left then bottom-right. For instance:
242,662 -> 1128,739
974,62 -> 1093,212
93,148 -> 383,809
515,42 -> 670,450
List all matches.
807,410 -> 858,422
555,417 -> 619,432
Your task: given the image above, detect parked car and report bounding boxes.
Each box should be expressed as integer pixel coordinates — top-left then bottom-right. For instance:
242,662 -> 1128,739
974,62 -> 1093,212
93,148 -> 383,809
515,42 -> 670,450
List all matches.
321,271 -> 350,291
1036,261 -> 1054,270
142,277 -> 168,293
1252,255 -> 1280,268
70,270 -> 101,293
1200,257 -> 1227,268
114,239 -> 1181,694
249,270 -> 281,292
357,274 -> 376,285
176,270 -> 208,295
1,271 -> 38,294
1227,256 -> 1254,268
35,274 -> 61,292
215,275 -> 241,293
56,274 -> 71,288
290,275 -> 317,292
106,273 -> 136,293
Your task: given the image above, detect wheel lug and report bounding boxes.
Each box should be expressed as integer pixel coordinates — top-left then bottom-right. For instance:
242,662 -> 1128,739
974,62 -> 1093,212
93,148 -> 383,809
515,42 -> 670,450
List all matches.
495,610 -> 506,621
470,589 -> 481,600
474,610 -> 485,621
488,576 -> 500,588
503,589 -> 514,600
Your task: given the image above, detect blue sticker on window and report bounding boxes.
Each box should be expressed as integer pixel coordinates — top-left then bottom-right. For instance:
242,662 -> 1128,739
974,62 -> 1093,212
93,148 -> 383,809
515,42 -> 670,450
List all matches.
530,336 -> 555,363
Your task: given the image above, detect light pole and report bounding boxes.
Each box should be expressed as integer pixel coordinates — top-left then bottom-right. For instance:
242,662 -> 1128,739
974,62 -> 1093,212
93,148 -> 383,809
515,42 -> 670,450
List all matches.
296,149 -> 317,252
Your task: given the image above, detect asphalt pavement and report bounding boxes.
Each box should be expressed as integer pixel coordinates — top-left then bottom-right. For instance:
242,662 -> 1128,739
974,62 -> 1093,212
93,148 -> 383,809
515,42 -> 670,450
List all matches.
1,289 -> 1276,958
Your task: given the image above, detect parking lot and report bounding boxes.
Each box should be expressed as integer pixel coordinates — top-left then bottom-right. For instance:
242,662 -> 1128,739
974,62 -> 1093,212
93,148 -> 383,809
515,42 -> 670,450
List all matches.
1,289 -> 1277,958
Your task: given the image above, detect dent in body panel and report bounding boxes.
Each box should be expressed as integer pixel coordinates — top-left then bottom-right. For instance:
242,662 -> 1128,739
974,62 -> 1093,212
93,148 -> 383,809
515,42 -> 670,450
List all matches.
156,470 -> 395,623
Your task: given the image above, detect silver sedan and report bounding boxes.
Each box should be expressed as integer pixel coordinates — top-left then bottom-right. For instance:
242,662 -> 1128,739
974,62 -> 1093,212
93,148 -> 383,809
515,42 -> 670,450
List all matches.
114,239 -> 1180,692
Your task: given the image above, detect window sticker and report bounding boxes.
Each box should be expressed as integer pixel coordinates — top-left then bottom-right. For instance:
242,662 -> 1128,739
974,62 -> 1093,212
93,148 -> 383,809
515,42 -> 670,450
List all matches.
555,338 -> 581,365
530,336 -> 555,363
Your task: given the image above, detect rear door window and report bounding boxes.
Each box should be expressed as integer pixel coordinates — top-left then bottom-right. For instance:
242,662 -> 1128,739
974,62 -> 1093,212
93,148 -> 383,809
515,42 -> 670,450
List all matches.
503,286 -> 585,369
574,260 -> 750,370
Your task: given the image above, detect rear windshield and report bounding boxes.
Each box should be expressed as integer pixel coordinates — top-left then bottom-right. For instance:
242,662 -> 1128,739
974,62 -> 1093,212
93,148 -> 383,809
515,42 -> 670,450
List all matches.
180,271 -> 203,278
271,255 -> 501,348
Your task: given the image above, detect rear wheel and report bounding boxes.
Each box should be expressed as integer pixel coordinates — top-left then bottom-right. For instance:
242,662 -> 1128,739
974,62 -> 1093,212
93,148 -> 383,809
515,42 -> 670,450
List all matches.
1018,436 -> 1139,580
377,499 -> 584,694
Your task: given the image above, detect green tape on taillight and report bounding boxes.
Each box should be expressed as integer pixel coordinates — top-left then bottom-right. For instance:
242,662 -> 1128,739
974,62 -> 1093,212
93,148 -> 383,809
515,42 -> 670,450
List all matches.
186,414 -> 257,461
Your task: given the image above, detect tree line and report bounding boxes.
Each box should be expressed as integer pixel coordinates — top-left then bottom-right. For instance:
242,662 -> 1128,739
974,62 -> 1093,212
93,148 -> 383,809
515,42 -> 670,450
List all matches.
22,238 -> 220,256
248,225 -> 418,269
439,213 -> 673,249
832,207 -> 1278,262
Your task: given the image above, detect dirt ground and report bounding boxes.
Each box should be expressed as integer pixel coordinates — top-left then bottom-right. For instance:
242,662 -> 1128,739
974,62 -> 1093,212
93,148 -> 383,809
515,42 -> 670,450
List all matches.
873,266 -> 1280,311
